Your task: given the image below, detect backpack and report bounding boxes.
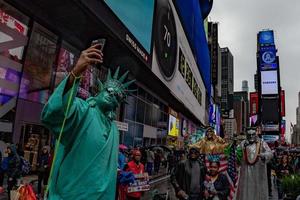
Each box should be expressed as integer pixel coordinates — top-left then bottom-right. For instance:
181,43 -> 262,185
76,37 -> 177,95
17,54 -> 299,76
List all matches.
20,157 -> 31,175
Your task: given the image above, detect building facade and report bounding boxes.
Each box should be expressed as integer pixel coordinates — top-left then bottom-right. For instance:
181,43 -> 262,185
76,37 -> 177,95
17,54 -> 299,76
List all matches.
223,118 -> 237,139
0,0 -> 212,151
220,47 -> 234,112
233,91 -> 249,134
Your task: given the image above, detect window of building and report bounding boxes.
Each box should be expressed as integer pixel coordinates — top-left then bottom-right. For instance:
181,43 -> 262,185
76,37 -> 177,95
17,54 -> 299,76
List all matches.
20,22 -> 58,104
0,2 -> 29,140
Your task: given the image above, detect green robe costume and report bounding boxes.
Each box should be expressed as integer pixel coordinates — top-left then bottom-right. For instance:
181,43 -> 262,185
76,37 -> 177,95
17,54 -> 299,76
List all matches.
41,76 -> 119,200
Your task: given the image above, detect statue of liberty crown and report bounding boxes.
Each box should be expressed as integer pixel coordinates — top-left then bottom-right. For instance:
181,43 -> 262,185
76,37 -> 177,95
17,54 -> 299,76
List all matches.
98,67 -> 136,102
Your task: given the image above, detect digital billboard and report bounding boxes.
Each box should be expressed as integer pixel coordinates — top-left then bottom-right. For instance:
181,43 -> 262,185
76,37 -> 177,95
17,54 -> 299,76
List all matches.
151,0 -> 206,123
104,0 -> 155,53
168,114 -> 179,137
250,92 -> 259,115
281,90 -> 285,117
260,46 -> 277,70
258,30 -> 274,45
261,70 -> 278,95
281,120 -> 286,143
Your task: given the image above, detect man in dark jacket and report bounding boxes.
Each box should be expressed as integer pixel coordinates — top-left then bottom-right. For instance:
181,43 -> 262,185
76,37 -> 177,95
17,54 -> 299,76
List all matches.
171,147 -> 206,200
2,144 -> 21,199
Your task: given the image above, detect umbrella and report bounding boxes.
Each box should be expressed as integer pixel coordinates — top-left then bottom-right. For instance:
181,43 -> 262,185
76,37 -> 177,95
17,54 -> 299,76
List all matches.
119,144 -> 128,150
152,146 -> 163,152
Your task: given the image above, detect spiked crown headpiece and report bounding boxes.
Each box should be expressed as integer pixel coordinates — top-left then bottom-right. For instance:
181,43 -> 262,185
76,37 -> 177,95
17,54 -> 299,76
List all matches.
98,67 -> 135,102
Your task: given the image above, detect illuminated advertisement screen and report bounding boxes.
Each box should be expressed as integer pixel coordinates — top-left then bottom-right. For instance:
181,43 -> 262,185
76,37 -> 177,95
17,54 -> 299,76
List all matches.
261,70 -> 278,95
104,0 -> 155,53
281,90 -> 285,117
168,114 -> 179,137
250,92 -> 259,115
258,30 -> 274,45
0,8 -> 28,104
260,46 -> 277,70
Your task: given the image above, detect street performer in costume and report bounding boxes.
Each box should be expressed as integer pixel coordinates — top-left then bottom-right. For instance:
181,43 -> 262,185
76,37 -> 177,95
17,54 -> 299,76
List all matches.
41,44 -> 134,200
236,128 -> 273,200
190,127 -> 228,154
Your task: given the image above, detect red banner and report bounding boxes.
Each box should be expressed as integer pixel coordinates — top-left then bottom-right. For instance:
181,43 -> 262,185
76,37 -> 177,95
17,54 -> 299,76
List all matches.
281,90 -> 285,117
250,92 -> 259,116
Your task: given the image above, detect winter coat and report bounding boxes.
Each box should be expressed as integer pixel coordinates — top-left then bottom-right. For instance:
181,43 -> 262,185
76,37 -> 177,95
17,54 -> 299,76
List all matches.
126,161 -> 145,198
171,159 -> 206,198
1,145 -> 21,179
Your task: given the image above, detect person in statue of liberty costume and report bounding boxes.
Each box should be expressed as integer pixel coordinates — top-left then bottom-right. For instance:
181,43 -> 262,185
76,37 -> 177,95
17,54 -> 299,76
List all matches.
41,44 -> 135,200
236,128 -> 273,200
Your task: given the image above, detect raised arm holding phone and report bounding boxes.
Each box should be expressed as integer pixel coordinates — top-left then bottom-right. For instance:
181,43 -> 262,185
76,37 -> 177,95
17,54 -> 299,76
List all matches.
41,41 -> 135,200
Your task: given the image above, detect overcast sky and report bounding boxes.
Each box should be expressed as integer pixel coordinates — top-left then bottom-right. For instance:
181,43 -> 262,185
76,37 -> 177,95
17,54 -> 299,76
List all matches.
209,0 -> 300,141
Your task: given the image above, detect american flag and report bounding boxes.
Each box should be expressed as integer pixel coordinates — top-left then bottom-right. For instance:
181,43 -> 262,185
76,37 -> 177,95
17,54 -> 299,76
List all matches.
226,143 -> 240,200
204,144 -> 240,200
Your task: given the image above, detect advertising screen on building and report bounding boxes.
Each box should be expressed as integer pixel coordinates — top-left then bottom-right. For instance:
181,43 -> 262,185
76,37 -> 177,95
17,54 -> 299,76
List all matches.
260,46 -> 277,70
104,0 -> 155,54
281,90 -> 285,117
261,70 -> 278,95
168,114 -> 179,137
258,30 -> 274,45
0,8 -> 28,104
261,98 -> 279,123
151,0 -> 206,123
281,120 -> 286,143
250,92 -> 259,115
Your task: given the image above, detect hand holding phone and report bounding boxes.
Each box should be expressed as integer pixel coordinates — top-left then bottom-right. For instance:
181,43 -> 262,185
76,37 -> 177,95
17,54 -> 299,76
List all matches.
91,39 -> 106,69
91,39 -> 106,51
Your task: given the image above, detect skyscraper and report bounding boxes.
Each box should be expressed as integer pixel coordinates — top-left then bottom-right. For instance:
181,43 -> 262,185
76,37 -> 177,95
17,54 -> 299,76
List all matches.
221,47 -> 234,112
242,80 -> 249,93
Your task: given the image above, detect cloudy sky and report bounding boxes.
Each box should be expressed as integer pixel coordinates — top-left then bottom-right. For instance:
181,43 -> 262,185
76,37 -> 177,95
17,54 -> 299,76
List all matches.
209,0 -> 300,141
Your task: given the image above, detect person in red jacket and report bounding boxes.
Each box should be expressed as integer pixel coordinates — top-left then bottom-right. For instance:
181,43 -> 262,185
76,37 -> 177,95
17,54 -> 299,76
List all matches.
126,150 -> 145,200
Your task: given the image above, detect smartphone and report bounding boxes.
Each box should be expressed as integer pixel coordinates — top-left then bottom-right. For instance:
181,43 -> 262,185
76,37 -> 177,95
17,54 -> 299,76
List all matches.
91,38 -> 106,51
91,39 -> 106,68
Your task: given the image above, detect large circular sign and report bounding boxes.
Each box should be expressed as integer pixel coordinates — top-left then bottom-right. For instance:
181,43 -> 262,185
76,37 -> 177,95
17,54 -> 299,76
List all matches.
262,51 -> 275,64
154,0 -> 178,81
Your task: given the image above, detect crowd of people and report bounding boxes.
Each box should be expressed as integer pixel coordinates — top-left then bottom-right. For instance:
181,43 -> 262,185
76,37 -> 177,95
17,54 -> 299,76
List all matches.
0,135 -> 299,200
0,144 -> 53,199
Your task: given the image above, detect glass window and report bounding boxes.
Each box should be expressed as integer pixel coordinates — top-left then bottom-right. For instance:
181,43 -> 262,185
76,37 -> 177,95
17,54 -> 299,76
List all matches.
136,99 -> 145,123
135,123 -> 144,139
124,96 -> 136,121
145,93 -> 153,103
144,103 -> 152,126
0,2 -> 29,139
20,23 -> 58,104
124,120 -> 134,147
151,105 -> 160,127
54,41 -> 79,87
138,87 -> 146,99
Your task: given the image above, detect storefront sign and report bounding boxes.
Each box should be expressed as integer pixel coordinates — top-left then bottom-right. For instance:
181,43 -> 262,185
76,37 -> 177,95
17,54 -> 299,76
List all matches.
114,121 -> 128,131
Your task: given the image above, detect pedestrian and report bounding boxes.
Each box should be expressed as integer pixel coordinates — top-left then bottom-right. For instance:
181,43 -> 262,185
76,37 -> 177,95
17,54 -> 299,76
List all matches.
146,149 -> 154,176
154,150 -> 161,174
1,144 -> 22,199
276,154 -> 294,199
171,147 -> 206,200
167,151 -> 176,174
37,146 -> 50,197
125,150 -> 145,200
204,160 -> 230,200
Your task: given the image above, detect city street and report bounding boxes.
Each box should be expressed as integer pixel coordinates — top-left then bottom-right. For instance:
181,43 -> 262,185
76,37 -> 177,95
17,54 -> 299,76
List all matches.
1,0 -> 300,199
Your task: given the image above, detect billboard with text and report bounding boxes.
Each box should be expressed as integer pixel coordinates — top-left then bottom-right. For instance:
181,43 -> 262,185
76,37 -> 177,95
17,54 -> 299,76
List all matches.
261,70 -> 278,95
